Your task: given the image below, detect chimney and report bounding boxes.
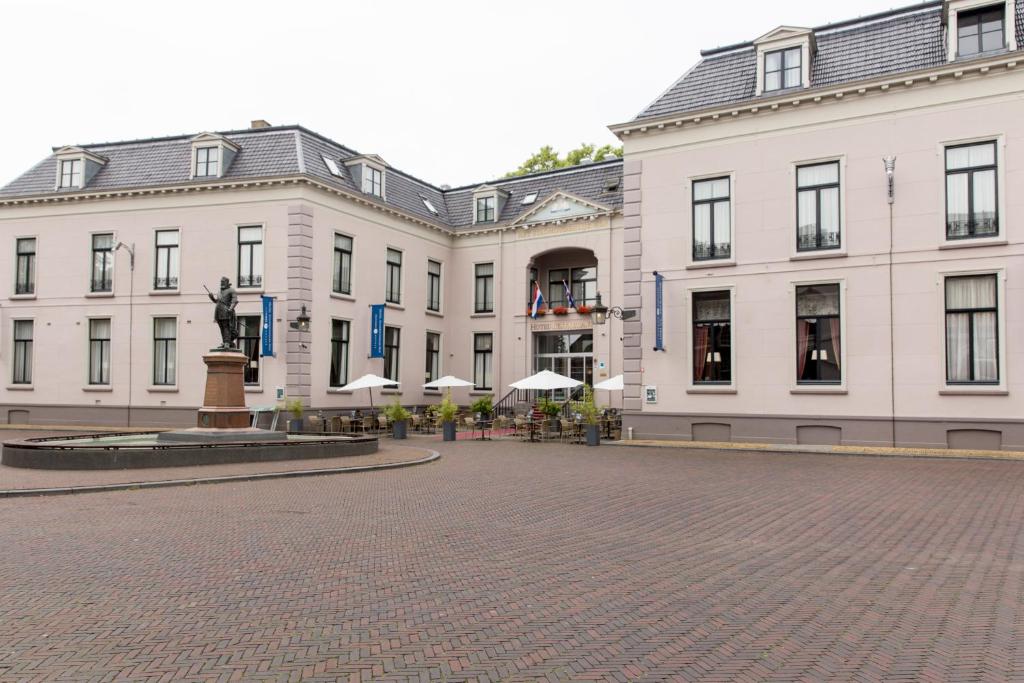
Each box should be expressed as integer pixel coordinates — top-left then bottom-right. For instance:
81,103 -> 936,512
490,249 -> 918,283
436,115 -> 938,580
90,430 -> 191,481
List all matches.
250,119 -> 272,129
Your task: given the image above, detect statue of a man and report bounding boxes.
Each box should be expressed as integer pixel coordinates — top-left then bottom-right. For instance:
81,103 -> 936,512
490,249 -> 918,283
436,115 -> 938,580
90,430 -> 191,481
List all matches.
206,277 -> 239,349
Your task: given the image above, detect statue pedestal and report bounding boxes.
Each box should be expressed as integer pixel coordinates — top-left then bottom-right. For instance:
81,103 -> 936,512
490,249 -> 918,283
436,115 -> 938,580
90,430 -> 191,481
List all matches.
197,351 -> 250,429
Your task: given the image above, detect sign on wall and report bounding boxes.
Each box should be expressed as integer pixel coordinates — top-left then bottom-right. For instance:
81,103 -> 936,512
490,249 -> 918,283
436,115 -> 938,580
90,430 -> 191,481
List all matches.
370,304 -> 385,358
261,296 -> 274,357
654,271 -> 665,352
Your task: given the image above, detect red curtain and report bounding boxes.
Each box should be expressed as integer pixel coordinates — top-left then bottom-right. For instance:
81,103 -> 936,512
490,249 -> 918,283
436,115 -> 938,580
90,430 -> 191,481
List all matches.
797,320 -> 811,379
694,326 -> 710,381
828,317 -> 841,372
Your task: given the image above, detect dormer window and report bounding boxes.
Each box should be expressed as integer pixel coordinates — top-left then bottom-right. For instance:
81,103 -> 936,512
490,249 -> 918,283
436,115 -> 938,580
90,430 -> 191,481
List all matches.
343,154 -> 389,200
59,159 -> 82,189
957,5 -> 1004,56
363,166 -> 383,197
764,47 -> 801,92
194,146 -> 219,178
476,196 -> 496,223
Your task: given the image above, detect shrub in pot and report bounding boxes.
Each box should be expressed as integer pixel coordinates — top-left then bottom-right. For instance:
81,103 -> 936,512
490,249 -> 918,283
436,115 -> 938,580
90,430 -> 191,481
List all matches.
285,398 -> 304,433
537,397 -> 561,432
578,385 -> 602,447
438,396 -> 458,441
470,395 -> 493,419
384,399 -> 411,439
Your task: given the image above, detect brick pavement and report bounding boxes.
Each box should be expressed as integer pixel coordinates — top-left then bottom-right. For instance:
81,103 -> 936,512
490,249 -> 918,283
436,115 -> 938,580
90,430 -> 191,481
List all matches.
1,440 -> 1023,681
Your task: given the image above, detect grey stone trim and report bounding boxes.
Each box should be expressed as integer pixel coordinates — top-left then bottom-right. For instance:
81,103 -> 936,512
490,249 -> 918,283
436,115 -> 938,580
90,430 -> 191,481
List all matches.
287,204 -> 314,406
621,160 -> 643,414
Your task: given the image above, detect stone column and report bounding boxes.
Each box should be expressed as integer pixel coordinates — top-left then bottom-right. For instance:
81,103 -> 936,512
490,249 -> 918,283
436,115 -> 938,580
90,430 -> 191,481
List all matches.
286,204 -> 313,407
622,160 -> 644,413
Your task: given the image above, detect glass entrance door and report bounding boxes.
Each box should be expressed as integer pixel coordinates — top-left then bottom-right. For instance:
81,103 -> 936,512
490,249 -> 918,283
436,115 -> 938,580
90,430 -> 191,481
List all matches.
534,332 -> 593,401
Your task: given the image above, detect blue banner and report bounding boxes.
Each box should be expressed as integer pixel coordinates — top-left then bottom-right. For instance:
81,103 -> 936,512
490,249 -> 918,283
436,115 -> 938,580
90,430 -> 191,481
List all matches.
260,296 -> 274,357
654,272 -> 664,351
370,304 -> 385,358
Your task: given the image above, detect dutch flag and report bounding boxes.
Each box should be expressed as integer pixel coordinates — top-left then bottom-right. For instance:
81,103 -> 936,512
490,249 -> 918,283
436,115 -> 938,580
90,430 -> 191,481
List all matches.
530,282 -> 544,318
562,280 -> 576,310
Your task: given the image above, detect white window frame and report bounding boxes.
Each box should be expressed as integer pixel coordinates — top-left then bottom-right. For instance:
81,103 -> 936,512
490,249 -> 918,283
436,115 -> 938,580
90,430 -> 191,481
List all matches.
150,315 -> 179,390
789,155 -> 847,261
85,316 -> 113,388
152,227 -> 181,294
425,329 -> 443,385
686,285 -> 737,394
754,35 -> 811,97
236,223 -> 265,291
385,246 -> 403,306
685,171 -> 736,269
332,231 -> 355,299
946,0 -> 1016,61
788,278 -> 847,394
12,234 -> 38,299
937,134 -> 1006,249
10,317 -> 34,388
936,267 -> 1008,395
426,258 -> 443,315
475,194 -> 497,224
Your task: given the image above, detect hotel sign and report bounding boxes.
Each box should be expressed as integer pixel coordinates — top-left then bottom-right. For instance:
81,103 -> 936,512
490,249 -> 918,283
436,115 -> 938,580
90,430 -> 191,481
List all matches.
529,318 -> 593,332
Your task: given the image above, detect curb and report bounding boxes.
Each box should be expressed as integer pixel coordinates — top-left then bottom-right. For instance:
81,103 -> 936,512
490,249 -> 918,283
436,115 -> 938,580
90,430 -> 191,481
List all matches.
605,439 -> 1024,462
0,450 -> 440,498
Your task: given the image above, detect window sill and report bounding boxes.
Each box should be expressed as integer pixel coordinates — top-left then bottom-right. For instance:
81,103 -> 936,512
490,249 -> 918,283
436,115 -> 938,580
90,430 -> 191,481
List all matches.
424,390 -> 442,396
326,388 -> 353,395
938,237 -> 1007,250
426,309 -> 444,318
380,389 -> 402,396
236,288 -> 265,295
9,293 -> 36,301
790,386 -> 847,395
244,386 -> 263,394
790,249 -> 846,261
148,386 -> 179,393
471,312 -> 496,318
330,292 -> 356,302
686,386 -> 737,394
6,384 -> 33,391
82,385 -> 113,392
149,289 -> 181,296
384,302 -> 404,311
469,390 -> 493,396
85,291 -> 114,298
685,259 -> 736,270
939,387 -> 1009,396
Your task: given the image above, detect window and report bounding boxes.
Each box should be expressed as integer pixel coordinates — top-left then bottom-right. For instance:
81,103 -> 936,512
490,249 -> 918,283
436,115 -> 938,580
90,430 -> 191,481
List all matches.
522,192 -> 538,205
475,263 -> 494,313
333,234 -> 353,295
957,6 -> 1004,57
796,284 -> 841,383
571,266 -> 597,305
385,248 -> 402,304
195,146 -> 219,177
237,226 -> 263,288
59,159 -> 82,189
945,274 -> 998,383
421,196 -> 438,215
765,47 -> 801,91
474,333 -> 493,390
363,166 -> 383,197
797,162 -> 840,251
88,318 -> 111,385
152,317 -> 177,386
946,142 -> 998,239
322,156 -> 343,177
692,177 -> 731,261
12,320 -> 33,385
238,315 -> 261,385
548,268 -> 569,307
425,332 -> 440,384
154,229 -> 180,290
693,291 -> 731,383
15,238 -> 35,295
476,196 -> 495,223
330,319 -> 350,388
427,260 -> 442,312
528,267 -> 538,305
383,326 -> 400,385
91,233 -> 114,292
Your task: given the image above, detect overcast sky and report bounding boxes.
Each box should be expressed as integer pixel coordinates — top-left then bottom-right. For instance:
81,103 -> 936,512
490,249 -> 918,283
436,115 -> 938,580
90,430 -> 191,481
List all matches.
1,0 -> 911,188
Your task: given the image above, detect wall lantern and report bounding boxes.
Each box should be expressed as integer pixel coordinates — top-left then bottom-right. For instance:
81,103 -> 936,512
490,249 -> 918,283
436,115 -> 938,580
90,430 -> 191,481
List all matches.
290,305 -> 311,332
589,292 -> 636,326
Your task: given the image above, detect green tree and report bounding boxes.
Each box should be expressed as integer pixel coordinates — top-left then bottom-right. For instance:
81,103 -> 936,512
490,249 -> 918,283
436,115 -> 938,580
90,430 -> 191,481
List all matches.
505,143 -> 623,177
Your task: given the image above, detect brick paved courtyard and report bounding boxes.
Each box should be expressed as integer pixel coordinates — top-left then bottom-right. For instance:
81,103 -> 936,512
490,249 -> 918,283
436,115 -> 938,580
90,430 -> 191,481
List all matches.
2,440 -> 1023,682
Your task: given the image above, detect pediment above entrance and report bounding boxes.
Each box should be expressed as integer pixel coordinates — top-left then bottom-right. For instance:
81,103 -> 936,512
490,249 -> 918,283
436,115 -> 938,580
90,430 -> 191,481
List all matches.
513,191 -> 612,227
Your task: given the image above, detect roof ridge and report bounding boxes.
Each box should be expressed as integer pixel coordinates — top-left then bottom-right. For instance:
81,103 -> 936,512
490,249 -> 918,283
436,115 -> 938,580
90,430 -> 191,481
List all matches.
443,158 -> 624,193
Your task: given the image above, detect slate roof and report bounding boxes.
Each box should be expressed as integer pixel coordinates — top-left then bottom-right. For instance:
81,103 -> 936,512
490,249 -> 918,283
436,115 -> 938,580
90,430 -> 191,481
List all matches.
636,0 -> 1024,121
0,126 -> 622,232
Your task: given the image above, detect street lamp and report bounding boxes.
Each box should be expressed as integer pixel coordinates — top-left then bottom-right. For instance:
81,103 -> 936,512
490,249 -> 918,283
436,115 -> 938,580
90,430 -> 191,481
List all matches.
289,305 -> 311,332
589,292 -> 636,326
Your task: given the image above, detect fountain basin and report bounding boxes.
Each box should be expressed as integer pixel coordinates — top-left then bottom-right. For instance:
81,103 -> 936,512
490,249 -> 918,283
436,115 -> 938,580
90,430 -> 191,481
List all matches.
1,432 -> 378,470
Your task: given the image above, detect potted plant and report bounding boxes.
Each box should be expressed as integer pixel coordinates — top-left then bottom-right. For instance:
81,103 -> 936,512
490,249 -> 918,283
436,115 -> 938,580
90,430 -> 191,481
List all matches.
470,395 -> 493,419
578,385 -> 602,446
525,306 -> 548,316
576,304 -> 591,315
552,306 -> 569,316
384,399 -> 411,439
438,395 -> 458,441
537,396 -> 561,432
285,398 -> 304,433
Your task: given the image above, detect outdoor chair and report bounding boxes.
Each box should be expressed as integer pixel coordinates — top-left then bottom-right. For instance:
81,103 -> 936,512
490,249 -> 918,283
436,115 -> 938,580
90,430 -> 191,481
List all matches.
514,417 -> 528,440
410,414 -> 422,432
339,416 -> 352,434
361,416 -> 375,434
307,415 -> 323,434
377,415 -> 389,433
492,415 -> 508,435
559,419 -> 580,444
463,415 -> 476,438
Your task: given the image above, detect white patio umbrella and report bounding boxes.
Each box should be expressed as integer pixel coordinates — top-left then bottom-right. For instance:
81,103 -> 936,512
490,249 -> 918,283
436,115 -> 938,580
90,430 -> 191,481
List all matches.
509,369 -> 583,391
422,375 -> 474,400
339,373 -> 399,413
593,374 -> 624,391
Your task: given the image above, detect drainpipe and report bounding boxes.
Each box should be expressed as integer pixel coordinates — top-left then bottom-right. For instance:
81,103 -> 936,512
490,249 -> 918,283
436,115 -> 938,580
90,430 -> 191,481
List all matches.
884,157 -> 896,447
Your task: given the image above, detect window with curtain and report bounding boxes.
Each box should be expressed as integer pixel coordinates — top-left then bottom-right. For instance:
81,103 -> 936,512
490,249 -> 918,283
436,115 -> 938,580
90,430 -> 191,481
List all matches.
957,6 -> 1004,57
237,226 -> 263,288
383,326 -> 400,385
692,177 -> 731,261
474,333 -> 493,390
12,320 -> 33,384
15,238 -> 35,295
330,319 -> 350,388
238,315 -> 261,385
91,233 -> 114,292
797,162 -> 840,251
154,229 -> 179,290
796,284 -> 841,383
333,234 -> 353,295
385,248 -> 402,304
362,166 -> 383,197
527,267 -> 538,305
425,332 -> 440,383
764,47 -> 801,91
88,318 -> 111,385
571,266 -> 597,305
693,291 -> 731,383
547,268 -> 568,307
945,274 -> 998,383
475,263 -> 494,313
946,141 -> 997,239
427,260 -> 442,312
152,317 -> 177,386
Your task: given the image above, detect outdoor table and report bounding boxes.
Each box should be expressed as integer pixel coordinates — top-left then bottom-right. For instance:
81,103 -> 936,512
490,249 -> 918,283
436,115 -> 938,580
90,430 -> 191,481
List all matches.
525,419 -> 541,442
475,419 -> 493,440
